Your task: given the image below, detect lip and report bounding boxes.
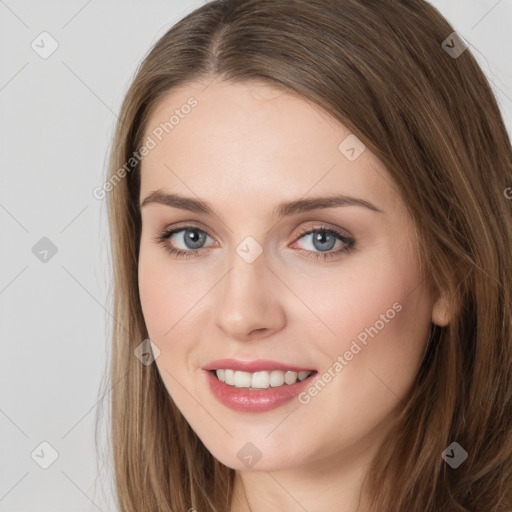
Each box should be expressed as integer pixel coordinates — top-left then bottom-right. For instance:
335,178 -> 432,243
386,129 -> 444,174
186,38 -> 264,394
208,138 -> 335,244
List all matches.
202,358 -> 315,373
202,361 -> 317,413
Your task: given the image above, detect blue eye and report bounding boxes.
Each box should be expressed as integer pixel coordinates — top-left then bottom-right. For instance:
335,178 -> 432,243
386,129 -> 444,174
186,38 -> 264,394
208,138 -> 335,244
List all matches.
153,224 -> 355,261
153,227 -> 214,259
293,225 -> 355,260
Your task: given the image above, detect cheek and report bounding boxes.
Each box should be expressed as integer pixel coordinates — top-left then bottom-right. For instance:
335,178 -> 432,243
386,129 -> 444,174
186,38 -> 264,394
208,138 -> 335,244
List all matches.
138,246 -> 195,340
301,243 -> 432,405
138,258 -> 170,339
138,254 -> 193,403
138,246 -> 206,391
281,249 -> 432,459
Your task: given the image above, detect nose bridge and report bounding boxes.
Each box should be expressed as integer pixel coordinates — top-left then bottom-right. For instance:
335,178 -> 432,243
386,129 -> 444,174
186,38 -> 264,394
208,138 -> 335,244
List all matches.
214,240 -> 285,338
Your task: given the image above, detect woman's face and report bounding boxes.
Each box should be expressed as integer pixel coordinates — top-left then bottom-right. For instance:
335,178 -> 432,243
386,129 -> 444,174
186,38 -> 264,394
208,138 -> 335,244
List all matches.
138,78 -> 447,472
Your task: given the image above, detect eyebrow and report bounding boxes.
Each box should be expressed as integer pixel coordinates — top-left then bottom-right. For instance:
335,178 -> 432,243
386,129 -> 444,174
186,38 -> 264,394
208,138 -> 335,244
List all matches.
140,190 -> 383,217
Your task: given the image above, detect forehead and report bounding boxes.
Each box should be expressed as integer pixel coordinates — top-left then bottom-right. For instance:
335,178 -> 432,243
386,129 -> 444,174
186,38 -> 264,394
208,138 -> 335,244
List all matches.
139,79 -> 399,216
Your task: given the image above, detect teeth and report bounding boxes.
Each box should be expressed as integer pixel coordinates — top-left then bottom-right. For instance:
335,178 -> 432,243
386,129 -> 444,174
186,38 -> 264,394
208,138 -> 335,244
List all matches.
269,370 -> 285,387
251,371 -> 270,389
234,370 -> 252,388
215,369 -> 312,389
298,370 -> 310,381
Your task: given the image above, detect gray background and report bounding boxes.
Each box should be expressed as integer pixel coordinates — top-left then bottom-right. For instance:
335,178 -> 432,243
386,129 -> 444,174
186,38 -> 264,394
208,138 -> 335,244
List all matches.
1,1 -> 511,510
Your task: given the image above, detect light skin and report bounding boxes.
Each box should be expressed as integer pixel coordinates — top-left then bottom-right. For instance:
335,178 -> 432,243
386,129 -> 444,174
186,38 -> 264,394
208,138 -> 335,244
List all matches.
137,77 -> 451,512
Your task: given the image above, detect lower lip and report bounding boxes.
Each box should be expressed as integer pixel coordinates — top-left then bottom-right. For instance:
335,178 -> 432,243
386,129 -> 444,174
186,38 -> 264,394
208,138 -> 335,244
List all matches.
204,370 -> 317,412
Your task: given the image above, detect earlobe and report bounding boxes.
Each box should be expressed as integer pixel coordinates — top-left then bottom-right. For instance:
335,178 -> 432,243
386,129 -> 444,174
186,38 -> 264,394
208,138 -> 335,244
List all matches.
431,295 -> 452,327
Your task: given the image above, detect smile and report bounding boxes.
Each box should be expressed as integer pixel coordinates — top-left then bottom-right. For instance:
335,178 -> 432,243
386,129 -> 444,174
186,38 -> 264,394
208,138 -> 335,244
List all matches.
202,359 -> 318,412
214,369 -> 313,389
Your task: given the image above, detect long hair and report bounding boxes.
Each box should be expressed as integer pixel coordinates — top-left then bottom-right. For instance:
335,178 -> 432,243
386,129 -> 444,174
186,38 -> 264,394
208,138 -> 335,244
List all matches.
100,1 -> 512,510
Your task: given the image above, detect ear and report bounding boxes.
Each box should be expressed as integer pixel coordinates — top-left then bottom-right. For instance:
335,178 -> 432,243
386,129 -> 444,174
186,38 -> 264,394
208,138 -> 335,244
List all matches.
431,294 -> 452,327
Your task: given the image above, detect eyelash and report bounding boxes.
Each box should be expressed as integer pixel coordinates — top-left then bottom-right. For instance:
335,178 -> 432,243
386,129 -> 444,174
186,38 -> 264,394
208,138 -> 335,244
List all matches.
152,224 -> 355,261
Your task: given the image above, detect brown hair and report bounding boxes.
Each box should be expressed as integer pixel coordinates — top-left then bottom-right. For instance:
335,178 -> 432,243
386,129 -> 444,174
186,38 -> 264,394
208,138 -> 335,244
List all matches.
99,0 -> 512,510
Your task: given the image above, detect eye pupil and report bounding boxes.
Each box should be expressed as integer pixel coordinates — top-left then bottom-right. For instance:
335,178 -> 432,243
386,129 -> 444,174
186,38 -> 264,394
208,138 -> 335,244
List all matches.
313,231 -> 336,251
185,229 -> 205,249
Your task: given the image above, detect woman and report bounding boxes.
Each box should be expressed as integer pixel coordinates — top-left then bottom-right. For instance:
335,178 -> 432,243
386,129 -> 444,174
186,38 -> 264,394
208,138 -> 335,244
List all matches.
102,0 -> 512,510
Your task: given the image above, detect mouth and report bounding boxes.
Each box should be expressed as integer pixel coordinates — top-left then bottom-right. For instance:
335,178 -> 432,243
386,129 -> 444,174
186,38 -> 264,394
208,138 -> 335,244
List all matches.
209,368 -> 315,390
203,368 -> 318,413
202,360 -> 318,412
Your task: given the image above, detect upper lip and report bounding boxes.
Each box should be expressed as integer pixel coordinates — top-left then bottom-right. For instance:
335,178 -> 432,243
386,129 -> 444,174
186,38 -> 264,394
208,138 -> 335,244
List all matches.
202,358 -> 315,373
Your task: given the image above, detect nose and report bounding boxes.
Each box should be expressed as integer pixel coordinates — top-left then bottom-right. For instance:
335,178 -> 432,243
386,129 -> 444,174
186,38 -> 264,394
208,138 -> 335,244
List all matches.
214,249 -> 286,340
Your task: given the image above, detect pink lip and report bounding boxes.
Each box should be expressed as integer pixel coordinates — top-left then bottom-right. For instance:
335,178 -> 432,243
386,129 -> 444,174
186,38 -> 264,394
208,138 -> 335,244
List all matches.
204,370 -> 316,412
202,358 -> 315,373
